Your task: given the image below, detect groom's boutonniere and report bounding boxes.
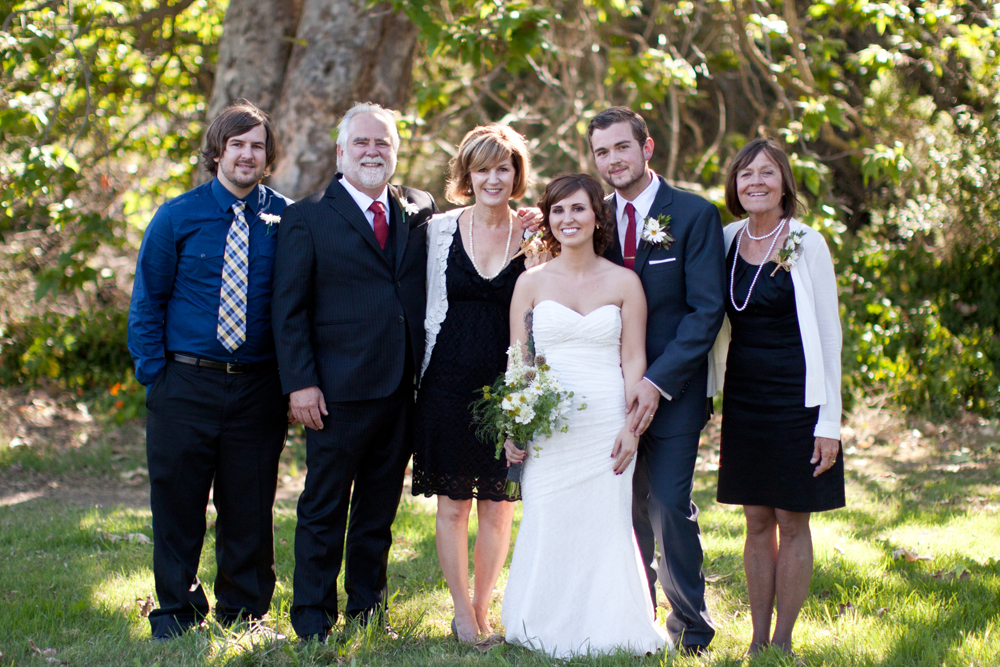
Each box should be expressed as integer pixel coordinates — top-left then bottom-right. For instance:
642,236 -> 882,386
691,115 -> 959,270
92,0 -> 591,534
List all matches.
770,229 -> 807,276
260,212 -> 281,236
641,213 -> 674,250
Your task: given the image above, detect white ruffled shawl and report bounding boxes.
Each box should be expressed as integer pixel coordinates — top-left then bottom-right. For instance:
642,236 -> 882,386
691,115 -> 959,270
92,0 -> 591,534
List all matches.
420,208 -> 464,381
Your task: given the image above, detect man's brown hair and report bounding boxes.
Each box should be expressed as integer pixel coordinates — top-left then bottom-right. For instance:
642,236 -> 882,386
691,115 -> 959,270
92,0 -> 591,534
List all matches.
587,106 -> 650,148
201,100 -> 277,176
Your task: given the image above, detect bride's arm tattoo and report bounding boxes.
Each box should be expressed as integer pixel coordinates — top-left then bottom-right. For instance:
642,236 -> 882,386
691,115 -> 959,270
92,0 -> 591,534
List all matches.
523,309 -> 535,362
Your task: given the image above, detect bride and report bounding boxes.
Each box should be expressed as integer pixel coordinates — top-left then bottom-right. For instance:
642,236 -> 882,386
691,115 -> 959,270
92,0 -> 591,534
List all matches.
501,174 -> 669,657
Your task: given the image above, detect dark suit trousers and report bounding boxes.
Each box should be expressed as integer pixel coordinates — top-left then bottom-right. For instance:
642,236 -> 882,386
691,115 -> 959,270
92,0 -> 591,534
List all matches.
632,430 -> 715,647
290,376 -> 413,638
145,360 -> 287,638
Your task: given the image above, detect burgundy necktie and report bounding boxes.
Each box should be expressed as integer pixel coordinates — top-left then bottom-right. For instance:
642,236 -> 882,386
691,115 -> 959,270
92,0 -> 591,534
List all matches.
369,200 -> 388,249
623,202 -> 638,270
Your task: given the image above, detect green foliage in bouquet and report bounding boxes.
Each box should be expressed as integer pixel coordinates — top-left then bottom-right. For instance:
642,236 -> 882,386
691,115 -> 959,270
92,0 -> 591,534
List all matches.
470,340 -> 578,494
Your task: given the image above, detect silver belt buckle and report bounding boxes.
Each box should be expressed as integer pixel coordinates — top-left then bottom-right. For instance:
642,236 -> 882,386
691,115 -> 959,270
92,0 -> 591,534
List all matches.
226,362 -> 243,374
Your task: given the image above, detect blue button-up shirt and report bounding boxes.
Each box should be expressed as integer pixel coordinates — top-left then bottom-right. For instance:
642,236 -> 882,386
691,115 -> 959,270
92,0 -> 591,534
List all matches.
128,178 -> 292,385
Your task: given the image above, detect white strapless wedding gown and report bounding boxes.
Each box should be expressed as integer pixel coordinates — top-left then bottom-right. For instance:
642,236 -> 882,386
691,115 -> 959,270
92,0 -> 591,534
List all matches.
501,300 -> 669,657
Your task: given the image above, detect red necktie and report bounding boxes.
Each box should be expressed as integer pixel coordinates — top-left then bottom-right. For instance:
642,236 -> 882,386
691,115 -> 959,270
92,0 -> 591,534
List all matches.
623,202 -> 637,270
369,200 -> 388,249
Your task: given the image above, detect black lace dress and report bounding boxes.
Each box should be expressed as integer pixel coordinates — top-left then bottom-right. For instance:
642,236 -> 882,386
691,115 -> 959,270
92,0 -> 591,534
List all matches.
716,245 -> 845,512
412,226 -> 525,501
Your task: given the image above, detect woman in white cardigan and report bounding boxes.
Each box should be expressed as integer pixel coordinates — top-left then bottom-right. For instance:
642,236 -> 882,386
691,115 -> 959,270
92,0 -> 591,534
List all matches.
413,125 -> 535,643
712,137 -> 844,658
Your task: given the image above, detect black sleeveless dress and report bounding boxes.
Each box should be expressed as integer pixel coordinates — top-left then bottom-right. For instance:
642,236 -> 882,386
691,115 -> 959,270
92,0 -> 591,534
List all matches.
716,244 -> 845,512
412,226 -> 525,501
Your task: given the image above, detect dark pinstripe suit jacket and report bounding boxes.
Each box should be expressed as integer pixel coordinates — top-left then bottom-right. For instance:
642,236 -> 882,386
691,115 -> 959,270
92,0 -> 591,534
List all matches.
271,174 -> 438,401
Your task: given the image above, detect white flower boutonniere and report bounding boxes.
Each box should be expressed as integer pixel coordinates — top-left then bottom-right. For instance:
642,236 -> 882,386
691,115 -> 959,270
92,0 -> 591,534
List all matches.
641,213 -> 674,250
770,230 -> 807,276
402,199 -> 420,216
260,212 -> 281,236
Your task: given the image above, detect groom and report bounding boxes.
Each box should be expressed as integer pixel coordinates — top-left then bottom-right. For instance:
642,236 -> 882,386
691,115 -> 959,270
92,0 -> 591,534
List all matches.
590,107 -> 725,653
270,102 -> 437,641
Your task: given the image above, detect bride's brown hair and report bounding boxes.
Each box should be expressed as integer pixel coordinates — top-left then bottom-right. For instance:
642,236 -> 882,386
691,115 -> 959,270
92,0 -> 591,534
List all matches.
537,174 -> 614,255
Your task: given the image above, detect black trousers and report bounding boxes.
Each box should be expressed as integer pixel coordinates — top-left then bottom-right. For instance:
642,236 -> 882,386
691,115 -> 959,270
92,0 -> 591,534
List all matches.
145,359 -> 287,638
290,379 -> 413,638
632,430 -> 716,648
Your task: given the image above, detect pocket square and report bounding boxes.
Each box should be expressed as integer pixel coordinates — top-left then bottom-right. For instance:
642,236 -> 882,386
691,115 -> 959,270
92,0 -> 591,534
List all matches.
648,258 -> 676,265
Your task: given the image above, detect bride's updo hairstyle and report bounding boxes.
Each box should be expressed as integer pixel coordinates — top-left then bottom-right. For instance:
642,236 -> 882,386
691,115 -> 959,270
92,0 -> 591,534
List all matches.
444,124 -> 532,205
537,174 -> 614,256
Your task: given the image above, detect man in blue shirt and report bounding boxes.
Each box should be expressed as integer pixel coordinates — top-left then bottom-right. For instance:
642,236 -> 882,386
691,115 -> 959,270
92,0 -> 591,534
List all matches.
128,101 -> 291,639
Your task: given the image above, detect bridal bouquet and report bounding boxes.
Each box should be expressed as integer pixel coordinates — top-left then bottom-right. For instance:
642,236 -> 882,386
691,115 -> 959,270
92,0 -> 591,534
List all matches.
471,340 -> 579,495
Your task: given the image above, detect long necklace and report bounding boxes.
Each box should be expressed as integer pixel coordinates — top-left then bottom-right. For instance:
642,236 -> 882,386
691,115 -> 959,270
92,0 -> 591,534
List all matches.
744,217 -> 783,241
729,217 -> 786,312
468,205 -> 514,281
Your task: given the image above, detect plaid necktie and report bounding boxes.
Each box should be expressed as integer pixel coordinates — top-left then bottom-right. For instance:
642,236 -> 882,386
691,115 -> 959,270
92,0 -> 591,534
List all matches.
217,200 -> 249,353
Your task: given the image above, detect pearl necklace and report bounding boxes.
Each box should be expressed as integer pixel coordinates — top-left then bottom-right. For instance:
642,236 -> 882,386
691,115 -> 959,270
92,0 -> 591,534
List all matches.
744,217 -> 783,240
468,205 -> 514,281
730,218 -> 786,312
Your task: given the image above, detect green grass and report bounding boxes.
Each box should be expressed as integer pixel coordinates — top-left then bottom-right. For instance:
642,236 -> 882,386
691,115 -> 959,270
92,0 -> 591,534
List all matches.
2,416 -> 1000,666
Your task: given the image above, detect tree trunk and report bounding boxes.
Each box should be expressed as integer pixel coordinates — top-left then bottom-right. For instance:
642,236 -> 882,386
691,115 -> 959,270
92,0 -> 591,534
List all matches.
268,0 -> 418,199
196,0 -> 304,184
205,0 -> 304,118
202,0 -> 417,199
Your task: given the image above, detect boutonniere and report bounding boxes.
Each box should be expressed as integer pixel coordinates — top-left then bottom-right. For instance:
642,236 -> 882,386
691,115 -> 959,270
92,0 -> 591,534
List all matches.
770,230 -> 807,276
390,186 -> 421,217
641,213 -> 674,250
260,212 -> 281,236
512,230 -> 553,267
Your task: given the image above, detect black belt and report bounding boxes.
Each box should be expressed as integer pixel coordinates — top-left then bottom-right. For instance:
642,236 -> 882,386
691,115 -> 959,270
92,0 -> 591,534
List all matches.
168,353 -> 277,374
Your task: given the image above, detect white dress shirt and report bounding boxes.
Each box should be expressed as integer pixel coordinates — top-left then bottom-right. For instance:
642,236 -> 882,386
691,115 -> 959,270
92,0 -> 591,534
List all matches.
614,171 -> 660,256
613,172 -> 672,401
341,176 -> 390,230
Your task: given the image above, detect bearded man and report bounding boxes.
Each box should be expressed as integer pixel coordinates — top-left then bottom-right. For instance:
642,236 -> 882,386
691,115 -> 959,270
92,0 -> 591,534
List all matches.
270,102 -> 438,642
128,101 -> 291,639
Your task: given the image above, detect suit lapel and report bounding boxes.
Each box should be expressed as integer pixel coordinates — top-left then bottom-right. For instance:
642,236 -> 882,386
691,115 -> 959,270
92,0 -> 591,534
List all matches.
635,176 -> 674,278
389,186 -> 409,274
604,194 -> 625,266
324,176 -> 390,266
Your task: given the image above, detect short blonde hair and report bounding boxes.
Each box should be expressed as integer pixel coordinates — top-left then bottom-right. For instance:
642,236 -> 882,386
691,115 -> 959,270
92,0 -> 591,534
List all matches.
445,125 -> 531,205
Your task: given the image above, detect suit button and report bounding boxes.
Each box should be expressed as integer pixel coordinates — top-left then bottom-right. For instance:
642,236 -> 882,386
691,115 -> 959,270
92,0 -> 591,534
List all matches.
396,281 -> 401,288
398,315 -> 405,323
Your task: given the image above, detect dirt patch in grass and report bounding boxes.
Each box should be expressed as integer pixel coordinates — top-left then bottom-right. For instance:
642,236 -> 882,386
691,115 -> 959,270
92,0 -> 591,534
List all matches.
3,385 -> 998,514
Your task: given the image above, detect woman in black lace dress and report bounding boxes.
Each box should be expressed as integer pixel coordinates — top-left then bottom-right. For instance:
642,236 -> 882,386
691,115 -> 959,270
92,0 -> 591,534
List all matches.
414,125 -> 533,643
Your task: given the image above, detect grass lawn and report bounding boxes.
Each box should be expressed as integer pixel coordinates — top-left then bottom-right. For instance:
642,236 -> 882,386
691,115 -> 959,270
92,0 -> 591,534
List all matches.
2,403 -> 1000,666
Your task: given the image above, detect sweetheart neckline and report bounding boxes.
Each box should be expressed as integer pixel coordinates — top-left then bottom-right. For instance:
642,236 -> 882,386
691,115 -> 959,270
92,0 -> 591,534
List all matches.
533,300 -> 622,318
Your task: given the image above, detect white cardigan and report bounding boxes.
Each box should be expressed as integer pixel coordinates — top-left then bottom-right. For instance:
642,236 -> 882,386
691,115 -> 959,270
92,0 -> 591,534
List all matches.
707,218 -> 843,440
421,208 -> 464,381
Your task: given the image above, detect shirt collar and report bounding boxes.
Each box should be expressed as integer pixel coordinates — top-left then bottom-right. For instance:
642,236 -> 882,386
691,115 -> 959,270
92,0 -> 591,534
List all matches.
340,176 -> 390,215
211,178 -> 260,215
615,170 -> 660,223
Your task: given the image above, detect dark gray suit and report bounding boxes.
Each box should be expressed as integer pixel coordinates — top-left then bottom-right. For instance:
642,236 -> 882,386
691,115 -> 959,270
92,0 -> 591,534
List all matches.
271,175 -> 437,638
604,175 -> 725,648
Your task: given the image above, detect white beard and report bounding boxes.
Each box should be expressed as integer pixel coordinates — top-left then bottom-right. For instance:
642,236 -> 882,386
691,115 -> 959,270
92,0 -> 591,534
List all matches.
340,151 -> 397,190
